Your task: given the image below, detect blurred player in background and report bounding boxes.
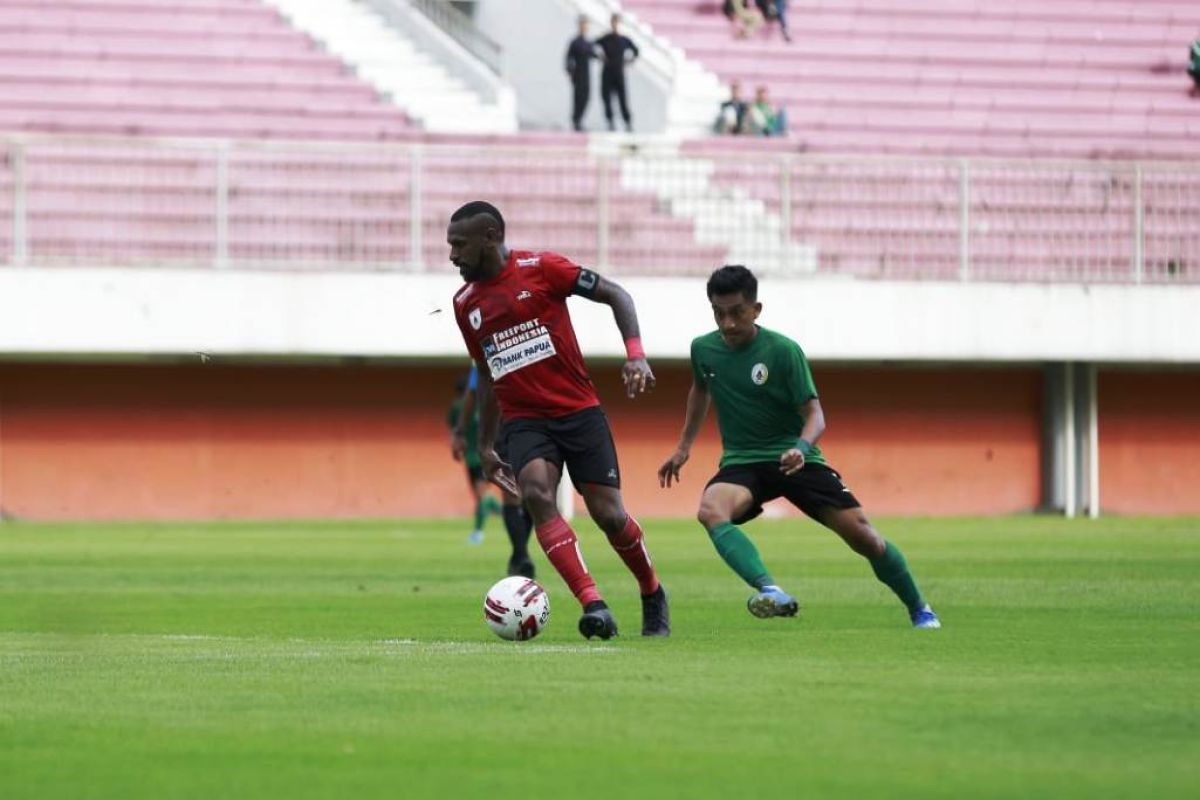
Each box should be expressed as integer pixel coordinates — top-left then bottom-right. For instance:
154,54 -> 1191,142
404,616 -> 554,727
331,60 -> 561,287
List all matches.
448,200 -> 669,639
658,265 -> 941,629
448,365 -> 536,578
448,367 -> 500,544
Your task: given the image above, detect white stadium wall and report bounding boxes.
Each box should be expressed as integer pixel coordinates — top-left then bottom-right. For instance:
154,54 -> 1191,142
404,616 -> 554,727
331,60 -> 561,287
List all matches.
2,268 -> 1199,364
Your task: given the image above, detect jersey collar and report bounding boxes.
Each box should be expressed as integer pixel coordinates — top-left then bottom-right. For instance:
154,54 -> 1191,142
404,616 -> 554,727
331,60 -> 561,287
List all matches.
723,325 -> 761,351
475,250 -> 516,285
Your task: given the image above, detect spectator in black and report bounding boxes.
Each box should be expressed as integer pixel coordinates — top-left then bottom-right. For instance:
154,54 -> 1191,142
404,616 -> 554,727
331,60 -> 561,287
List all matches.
595,13 -> 639,132
713,80 -> 747,135
565,15 -> 595,131
1189,35 -> 1200,97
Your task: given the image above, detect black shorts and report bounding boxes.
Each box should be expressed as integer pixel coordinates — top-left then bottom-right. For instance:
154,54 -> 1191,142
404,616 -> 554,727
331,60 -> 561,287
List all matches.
705,461 -> 860,524
499,406 -> 620,490
466,464 -> 484,484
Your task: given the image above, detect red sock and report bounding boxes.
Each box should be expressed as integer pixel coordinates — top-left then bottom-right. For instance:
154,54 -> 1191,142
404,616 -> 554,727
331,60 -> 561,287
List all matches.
535,516 -> 602,608
608,515 -> 660,595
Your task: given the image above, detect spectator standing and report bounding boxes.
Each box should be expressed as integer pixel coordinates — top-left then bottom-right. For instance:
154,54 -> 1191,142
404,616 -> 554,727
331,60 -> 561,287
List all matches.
595,13 -> 639,131
564,15 -> 595,131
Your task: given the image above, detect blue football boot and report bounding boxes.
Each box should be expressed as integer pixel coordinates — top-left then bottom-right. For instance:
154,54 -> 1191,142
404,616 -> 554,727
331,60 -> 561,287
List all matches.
910,604 -> 942,629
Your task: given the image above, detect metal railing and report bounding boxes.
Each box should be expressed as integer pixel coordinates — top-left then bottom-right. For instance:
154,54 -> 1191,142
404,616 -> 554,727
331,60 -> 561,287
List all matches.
388,0 -> 504,76
2,133 -> 1197,284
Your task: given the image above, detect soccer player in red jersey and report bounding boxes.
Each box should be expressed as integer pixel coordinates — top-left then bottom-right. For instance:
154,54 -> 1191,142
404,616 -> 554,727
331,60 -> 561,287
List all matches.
448,200 -> 668,640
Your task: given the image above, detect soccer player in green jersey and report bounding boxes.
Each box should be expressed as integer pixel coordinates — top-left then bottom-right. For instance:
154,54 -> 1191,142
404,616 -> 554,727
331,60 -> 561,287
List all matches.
657,265 -> 940,628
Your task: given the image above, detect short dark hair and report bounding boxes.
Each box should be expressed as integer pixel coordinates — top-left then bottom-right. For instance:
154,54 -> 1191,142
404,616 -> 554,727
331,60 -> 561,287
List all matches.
706,264 -> 757,301
450,201 -> 505,237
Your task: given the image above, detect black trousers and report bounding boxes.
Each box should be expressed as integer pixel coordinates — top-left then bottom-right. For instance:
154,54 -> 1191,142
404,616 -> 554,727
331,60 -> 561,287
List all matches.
571,75 -> 590,130
600,70 -> 631,126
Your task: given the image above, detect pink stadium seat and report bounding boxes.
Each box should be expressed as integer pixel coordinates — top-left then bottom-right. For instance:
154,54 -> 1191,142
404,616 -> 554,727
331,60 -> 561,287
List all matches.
624,0 -> 1198,159
2,0 -> 1193,281
0,0 -> 415,142
10,135 -> 731,272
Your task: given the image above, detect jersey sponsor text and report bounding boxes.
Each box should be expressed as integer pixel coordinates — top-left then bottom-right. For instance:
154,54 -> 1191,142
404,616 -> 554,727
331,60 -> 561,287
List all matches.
483,317 -> 557,379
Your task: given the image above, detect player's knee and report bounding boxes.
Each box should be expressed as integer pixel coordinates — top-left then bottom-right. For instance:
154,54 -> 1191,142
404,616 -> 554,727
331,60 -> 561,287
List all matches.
847,521 -> 885,558
850,535 -> 885,559
519,482 -> 558,518
696,502 -> 727,531
592,506 -> 626,535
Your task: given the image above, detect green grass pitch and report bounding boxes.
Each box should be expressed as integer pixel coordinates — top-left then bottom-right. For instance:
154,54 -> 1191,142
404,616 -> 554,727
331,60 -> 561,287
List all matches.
1,516 -> 1197,799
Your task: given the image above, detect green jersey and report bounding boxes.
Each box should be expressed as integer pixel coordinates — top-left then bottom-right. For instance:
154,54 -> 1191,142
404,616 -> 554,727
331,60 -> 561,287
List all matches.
690,325 -> 826,468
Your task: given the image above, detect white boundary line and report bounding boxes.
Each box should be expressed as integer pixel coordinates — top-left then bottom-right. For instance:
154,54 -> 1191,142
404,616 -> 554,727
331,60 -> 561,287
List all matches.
0,631 -> 622,655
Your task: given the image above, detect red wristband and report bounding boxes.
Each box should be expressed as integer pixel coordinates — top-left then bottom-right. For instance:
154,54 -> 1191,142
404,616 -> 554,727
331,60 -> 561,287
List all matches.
624,337 -> 645,360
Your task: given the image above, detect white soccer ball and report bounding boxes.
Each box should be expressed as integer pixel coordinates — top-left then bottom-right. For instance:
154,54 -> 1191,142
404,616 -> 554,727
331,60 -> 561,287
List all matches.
483,576 -> 551,641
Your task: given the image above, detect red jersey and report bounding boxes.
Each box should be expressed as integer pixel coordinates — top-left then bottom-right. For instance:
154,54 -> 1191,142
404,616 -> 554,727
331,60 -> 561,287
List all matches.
453,249 -> 600,419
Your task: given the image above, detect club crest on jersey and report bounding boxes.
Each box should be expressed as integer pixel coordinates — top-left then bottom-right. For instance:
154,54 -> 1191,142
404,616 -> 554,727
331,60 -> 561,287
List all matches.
751,363 -> 769,385
468,308 -> 482,330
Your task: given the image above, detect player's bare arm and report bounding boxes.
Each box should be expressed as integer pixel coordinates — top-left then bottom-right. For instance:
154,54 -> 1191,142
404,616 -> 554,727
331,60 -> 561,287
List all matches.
780,397 -> 827,475
658,379 -> 712,488
586,274 -> 656,398
474,365 -> 520,495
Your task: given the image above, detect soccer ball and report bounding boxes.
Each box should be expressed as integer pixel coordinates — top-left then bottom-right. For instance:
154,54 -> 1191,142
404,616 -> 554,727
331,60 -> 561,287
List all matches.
483,576 -> 550,641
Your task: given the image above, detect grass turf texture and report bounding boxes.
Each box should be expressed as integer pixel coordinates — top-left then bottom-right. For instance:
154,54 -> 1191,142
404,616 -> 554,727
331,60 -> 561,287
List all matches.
1,517 -> 1197,799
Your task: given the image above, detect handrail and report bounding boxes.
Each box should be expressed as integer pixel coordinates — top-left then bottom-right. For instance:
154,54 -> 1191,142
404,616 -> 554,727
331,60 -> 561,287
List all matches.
1,133 -> 1195,283
383,0 -> 504,76
571,0 -> 682,90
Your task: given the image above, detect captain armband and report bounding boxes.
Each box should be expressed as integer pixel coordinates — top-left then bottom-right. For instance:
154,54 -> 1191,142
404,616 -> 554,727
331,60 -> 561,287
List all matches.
573,268 -> 601,298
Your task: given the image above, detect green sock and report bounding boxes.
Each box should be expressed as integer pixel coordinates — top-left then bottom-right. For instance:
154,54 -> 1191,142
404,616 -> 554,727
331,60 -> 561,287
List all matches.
482,496 -> 502,516
708,522 -> 773,590
869,541 -> 925,613
472,498 -> 486,531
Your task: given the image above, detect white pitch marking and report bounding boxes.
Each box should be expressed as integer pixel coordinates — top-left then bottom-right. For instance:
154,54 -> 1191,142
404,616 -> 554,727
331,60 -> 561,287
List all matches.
2,632 -> 623,655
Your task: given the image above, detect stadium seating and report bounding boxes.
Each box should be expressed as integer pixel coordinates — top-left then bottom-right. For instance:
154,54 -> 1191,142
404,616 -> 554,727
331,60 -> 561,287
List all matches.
0,0 -> 724,271
623,0 -> 1199,159
678,137 -> 1198,282
0,0 -> 1193,281
625,0 -> 1200,281
0,137 -> 730,271
0,0 -> 415,140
